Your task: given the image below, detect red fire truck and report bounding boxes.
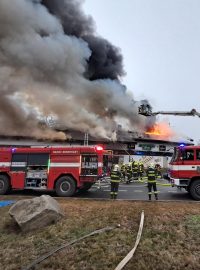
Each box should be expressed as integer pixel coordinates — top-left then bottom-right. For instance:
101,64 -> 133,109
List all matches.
169,145 -> 200,200
0,145 -> 106,197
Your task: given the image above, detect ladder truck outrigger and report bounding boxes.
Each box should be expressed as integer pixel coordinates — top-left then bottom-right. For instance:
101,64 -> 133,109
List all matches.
138,104 -> 200,200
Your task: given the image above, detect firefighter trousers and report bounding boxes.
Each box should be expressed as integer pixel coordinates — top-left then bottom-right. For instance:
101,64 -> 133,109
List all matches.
138,172 -> 143,178
148,182 -> 158,200
110,181 -> 120,199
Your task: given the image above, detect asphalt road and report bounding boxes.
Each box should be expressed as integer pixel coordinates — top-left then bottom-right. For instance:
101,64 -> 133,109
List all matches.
76,179 -> 192,201
0,179 -> 193,201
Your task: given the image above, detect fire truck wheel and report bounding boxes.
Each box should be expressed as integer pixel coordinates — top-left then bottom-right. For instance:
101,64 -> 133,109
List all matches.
190,180 -> 200,200
0,175 -> 10,195
55,176 -> 76,197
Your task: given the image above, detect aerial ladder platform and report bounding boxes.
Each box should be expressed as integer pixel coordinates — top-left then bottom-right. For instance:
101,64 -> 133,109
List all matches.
138,104 -> 200,118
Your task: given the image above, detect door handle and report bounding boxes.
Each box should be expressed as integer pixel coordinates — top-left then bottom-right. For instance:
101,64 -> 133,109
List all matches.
192,166 -> 195,168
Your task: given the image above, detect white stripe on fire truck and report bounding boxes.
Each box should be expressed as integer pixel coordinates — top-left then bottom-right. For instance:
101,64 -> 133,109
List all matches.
170,165 -> 199,171
0,162 -> 11,167
11,162 -> 26,167
98,162 -> 103,167
50,163 -> 81,167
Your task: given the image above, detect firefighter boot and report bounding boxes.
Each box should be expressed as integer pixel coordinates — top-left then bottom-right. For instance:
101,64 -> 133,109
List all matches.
110,193 -> 114,199
155,194 -> 158,200
148,195 -> 151,201
114,193 -> 117,199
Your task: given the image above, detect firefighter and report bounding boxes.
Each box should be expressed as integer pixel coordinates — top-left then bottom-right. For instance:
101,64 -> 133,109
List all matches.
131,159 -> 135,170
155,164 -> 162,179
110,164 -> 121,199
132,161 -> 138,180
146,163 -> 158,201
126,163 -> 132,184
138,161 -> 144,180
120,163 -> 126,182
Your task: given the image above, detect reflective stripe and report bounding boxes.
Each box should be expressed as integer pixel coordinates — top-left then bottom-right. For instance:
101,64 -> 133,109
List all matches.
98,162 -> 103,167
110,180 -> 120,183
170,165 -> 197,171
50,163 -> 80,167
0,162 -> 11,167
11,162 -> 26,167
148,180 -> 156,183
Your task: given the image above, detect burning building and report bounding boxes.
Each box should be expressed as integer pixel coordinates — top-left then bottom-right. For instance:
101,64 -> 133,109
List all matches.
0,0 -> 193,169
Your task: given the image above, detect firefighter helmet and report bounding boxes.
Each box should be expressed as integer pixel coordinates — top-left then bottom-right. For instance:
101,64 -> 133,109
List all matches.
149,163 -> 154,168
113,164 -> 120,171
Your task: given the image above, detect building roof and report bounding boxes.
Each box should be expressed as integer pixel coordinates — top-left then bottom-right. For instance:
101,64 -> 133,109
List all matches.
0,128 -> 193,147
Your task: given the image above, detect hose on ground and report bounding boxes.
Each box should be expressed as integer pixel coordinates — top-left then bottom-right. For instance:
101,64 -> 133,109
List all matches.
22,226 -> 117,270
114,210 -> 144,270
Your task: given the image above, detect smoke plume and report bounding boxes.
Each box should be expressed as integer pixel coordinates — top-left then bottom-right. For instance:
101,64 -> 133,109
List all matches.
0,0 -> 148,140
41,0 -> 124,80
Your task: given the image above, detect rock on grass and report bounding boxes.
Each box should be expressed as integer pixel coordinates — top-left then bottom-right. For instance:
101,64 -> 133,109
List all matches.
9,195 -> 64,232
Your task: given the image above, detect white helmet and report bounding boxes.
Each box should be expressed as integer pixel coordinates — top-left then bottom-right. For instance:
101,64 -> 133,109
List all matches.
113,164 -> 119,171
149,163 -> 154,168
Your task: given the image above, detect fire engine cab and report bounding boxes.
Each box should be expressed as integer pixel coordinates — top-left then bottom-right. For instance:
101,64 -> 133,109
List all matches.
169,145 -> 200,200
0,145 -> 105,197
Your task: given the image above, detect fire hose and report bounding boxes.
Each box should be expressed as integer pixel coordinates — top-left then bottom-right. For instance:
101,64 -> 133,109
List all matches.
114,210 -> 144,270
22,212 -> 144,270
22,226 -> 117,270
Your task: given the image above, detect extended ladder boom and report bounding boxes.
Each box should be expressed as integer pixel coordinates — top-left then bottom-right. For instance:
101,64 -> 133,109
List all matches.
138,105 -> 200,118
152,109 -> 200,117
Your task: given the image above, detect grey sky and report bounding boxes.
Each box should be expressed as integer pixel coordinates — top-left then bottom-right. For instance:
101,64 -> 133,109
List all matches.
84,0 -> 200,143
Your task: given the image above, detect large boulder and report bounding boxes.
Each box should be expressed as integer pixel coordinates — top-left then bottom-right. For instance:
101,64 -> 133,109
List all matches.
9,195 -> 64,232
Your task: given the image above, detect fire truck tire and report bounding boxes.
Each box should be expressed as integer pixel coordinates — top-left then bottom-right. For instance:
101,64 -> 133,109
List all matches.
0,175 -> 10,195
189,180 -> 200,200
55,176 -> 76,197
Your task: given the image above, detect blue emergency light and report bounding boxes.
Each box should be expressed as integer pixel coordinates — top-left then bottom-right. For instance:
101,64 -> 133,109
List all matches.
179,143 -> 185,147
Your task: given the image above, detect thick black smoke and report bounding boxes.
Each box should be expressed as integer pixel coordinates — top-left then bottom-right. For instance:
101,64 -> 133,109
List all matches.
41,0 -> 124,80
0,0 -> 150,140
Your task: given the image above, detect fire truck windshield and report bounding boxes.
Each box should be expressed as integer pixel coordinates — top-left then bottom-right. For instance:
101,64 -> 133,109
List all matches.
170,148 -> 179,162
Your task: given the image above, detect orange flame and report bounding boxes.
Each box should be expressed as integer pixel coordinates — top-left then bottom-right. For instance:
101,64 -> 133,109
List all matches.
145,122 -> 174,138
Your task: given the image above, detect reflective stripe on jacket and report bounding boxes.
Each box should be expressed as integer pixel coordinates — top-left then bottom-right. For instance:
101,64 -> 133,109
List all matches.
121,165 -> 125,171
138,164 -> 144,172
133,164 -> 138,172
146,168 -> 156,183
110,171 -> 121,182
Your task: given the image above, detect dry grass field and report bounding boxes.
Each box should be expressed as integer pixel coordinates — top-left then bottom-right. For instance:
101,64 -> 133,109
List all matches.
0,199 -> 200,270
